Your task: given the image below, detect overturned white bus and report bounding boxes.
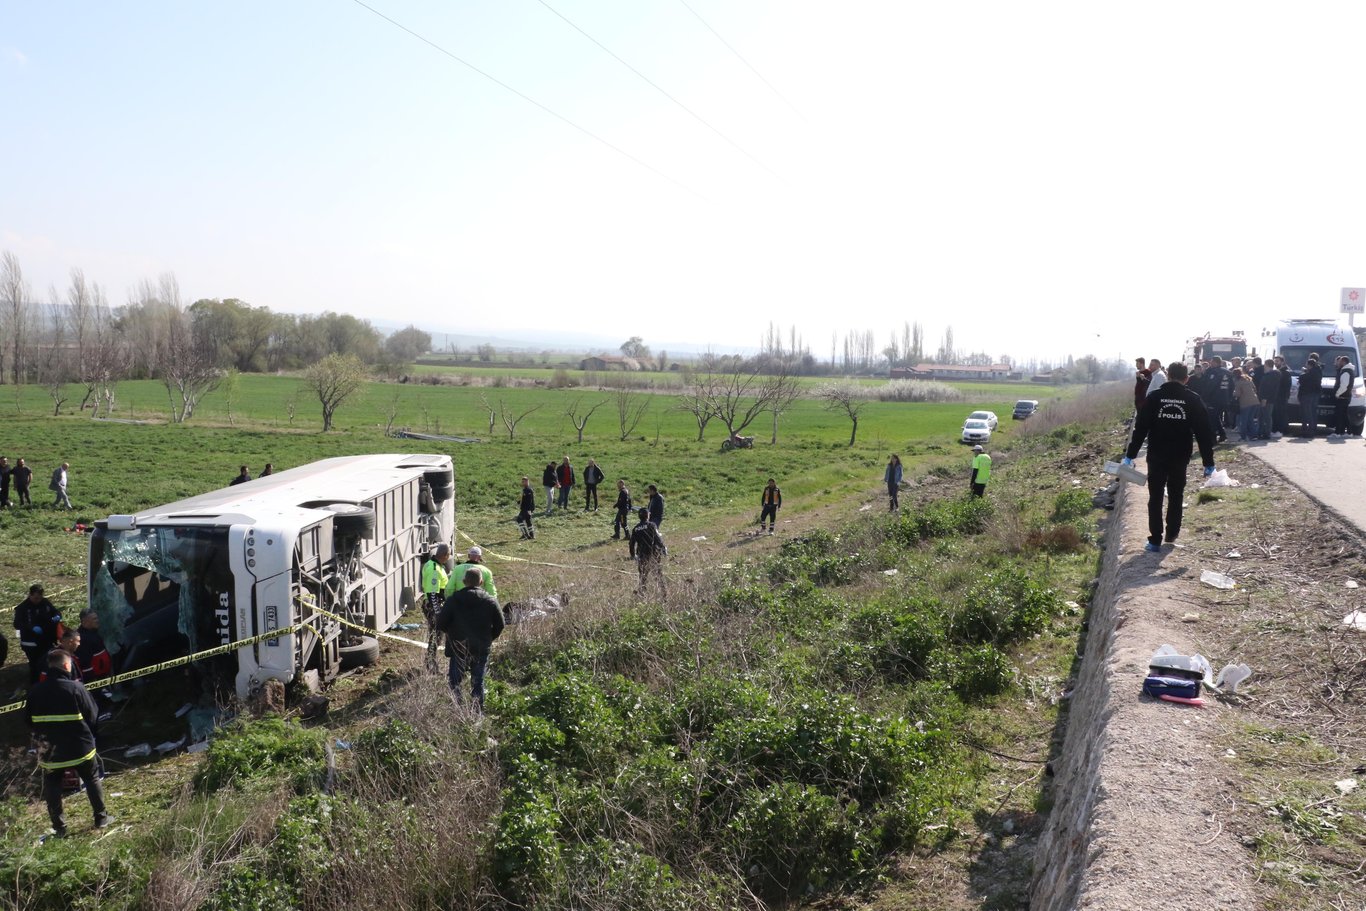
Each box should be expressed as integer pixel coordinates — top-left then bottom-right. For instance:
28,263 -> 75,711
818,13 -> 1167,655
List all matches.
87,454 -> 455,699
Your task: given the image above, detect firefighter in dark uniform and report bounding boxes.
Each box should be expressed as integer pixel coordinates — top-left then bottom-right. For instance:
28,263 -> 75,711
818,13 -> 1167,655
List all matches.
1124,361 -> 1216,553
25,650 -> 111,837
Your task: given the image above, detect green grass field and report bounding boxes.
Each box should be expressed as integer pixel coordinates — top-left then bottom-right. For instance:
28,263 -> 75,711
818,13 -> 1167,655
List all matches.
0,373 -> 1069,632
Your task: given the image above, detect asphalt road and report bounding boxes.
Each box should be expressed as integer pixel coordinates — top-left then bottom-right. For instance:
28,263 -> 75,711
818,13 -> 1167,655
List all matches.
1240,432 -> 1366,529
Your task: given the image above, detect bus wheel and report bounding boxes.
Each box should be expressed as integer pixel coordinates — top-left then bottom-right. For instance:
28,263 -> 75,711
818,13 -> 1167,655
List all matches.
339,636 -> 380,670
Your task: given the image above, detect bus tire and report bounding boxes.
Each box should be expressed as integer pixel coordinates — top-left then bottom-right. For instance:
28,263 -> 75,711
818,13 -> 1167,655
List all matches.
424,469 -> 454,489
339,636 -> 380,670
326,504 -> 376,539
430,483 -> 455,503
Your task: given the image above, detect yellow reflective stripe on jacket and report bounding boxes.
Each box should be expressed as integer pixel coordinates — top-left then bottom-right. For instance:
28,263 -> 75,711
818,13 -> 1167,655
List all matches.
31,713 -> 84,723
38,747 -> 97,771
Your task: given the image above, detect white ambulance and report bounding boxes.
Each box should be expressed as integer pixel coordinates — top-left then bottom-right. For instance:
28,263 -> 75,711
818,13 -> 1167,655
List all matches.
1275,319 -> 1365,435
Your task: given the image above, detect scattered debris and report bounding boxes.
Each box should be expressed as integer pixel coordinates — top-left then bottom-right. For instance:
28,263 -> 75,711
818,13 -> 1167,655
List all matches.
393,623 -> 421,630
389,430 -> 483,443
1181,612 -> 1200,623
1346,580 -> 1359,589
691,535 -> 707,541
882,568 -> 899,576
1226,550 -> 1242,559
1201,469 -> 1240,488
1343,610 -> 1366,632
123,743 -> 151,758
1335,778 -> 1358,795
186,741 -> 210,754
155,737 -> 186,755
174,703 -> 193,718
1200,570 -> 1236,590
1213,663 -> 1252,693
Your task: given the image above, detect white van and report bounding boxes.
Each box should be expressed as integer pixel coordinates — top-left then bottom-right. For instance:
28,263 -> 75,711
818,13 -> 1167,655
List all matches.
88,454 -> 455,699
1275,320 -> 1365,434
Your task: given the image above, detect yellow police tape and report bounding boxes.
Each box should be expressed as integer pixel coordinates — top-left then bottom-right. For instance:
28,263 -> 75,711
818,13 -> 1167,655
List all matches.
455,528 -> 677,576
0,617 -> 316,718
0,600 -> 430,718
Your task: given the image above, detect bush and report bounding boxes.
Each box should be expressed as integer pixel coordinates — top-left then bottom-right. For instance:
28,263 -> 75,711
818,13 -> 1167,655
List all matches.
353,718 -> 435,790
556,838 -> 703,911
196,717 -> 327,793
1051,488 -> 1093,522
834,596 -> 945,684
889,497 -> 992,546
947,567 -> 1060,647
202,860 -> 298,911
945,644 -> 1015,699
727,782 -> 867,901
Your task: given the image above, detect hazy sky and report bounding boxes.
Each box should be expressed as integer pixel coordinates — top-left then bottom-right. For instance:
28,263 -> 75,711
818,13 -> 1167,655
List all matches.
4,1 -> 1366,364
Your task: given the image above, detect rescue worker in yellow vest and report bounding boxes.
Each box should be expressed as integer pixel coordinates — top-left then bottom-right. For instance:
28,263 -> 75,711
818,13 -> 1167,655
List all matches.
421,544 -> 451,671
970,445 -> 992,498
25,650 -> 111,838
759,478 -> 781,535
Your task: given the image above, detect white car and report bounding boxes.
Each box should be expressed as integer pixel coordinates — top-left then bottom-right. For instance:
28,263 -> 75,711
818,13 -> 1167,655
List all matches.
961,419 -> 992,444
967,410 -> 999,431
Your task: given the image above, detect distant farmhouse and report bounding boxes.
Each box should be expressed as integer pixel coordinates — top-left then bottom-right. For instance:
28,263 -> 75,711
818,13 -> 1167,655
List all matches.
890,363 -> 1016,381
579,355 -> 642,371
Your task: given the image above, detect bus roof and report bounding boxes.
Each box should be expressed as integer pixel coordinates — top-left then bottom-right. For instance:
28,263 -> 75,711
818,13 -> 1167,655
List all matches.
111,454 -> 451,526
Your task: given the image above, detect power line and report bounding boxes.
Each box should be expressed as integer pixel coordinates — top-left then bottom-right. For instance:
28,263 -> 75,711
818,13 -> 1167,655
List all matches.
533,0 -> 775,177
676,0 -> 804,121
349,0 -> 703,199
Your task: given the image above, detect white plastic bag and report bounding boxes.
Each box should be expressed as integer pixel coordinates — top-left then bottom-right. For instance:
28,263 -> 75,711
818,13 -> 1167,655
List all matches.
1201,469 -> 1240,489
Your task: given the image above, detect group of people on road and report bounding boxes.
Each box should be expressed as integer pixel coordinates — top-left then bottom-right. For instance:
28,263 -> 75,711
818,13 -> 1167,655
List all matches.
1135,352 -> 1360,443
0,458 -> 72,509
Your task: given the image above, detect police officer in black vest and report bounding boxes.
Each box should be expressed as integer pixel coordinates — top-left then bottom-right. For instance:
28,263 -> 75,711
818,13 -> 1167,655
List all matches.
1124,361 -> 1216,553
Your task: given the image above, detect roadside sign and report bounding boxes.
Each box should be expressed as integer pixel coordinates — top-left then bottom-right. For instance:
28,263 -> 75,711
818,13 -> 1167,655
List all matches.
1342,287 -> 1365,314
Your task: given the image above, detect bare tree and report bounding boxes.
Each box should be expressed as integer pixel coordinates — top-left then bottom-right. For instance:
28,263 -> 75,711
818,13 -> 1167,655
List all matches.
154,274 -> 222,423
614,384 -> 650,440
817,381 -> 869,446
699,359 -> 796,439
677,382 -> 715,442
498,399 -> 542,440
303,353 -> 367,431
1,251 -> 32,385
39,287 -> 72,415
384,390 -> 402,436
766,370 -> 802,444
478,393 -> 497,436
564,396 -> 608,443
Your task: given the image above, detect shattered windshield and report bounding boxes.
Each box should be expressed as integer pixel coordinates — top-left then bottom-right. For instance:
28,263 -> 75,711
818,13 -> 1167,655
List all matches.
88,526 -> 234,663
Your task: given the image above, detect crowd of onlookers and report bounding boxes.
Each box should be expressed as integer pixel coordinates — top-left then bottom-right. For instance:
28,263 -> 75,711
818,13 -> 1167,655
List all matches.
0,458 -> 74,509
1134,352 -> 1360,441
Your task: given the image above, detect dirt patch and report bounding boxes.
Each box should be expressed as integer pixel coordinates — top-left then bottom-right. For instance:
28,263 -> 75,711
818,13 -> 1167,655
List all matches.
1033,449 -> 1366,911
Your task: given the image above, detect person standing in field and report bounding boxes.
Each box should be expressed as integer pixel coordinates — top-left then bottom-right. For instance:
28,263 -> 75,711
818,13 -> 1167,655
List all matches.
969,445 -> 991,497
261,463 -> 274,476
517,476 -> 536,539
229,465 -> 251,486
445,546 -> 497,600
12,458 -> 32,506
541,461 -> 558,515
434,568 -> 504,712
555,457 -> 575,510
26,650 -> 112,839
629,507 -> 668,597
0,456 -> 11,508
15,584 -> 62,684
1124,361 -> 1216,553
611,479 -> 632,541
759,479 -> 781,535
50,462 -> 72,510
421,544 -> 451,671
582,459 -> 604,511
646,484 -> 664,528
884,454 -> 902,512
